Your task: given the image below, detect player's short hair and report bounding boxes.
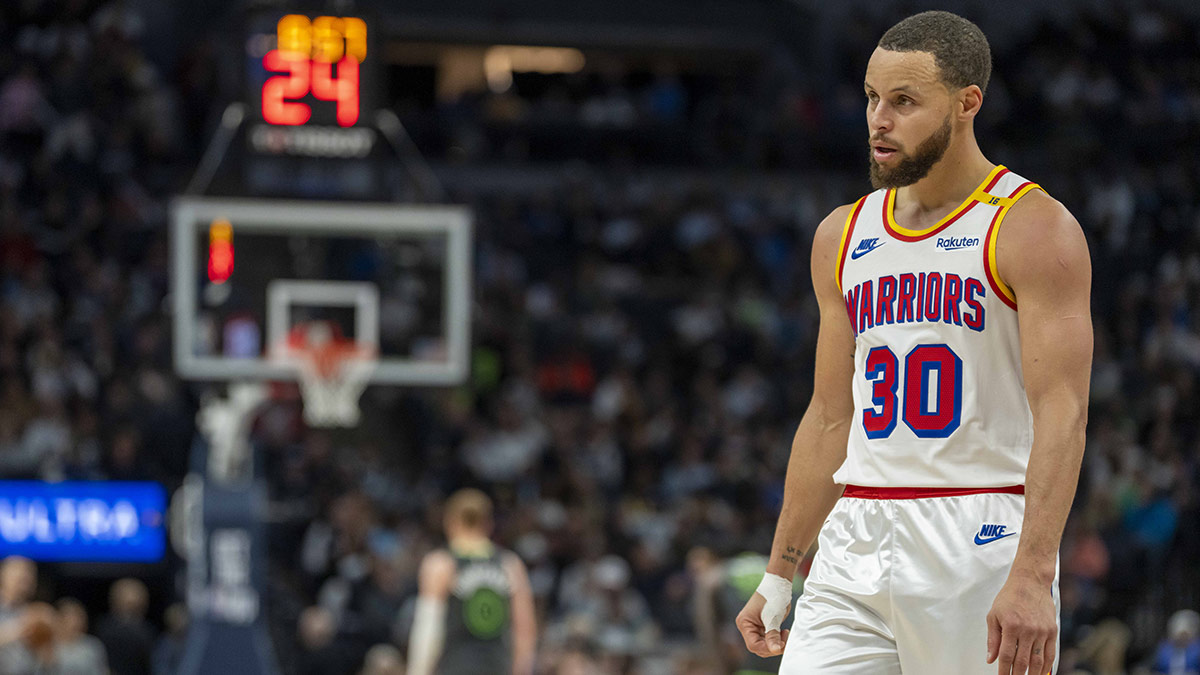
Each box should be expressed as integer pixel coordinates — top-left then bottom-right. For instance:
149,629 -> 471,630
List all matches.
878,11 -> 992,94
445,488 -> 493,530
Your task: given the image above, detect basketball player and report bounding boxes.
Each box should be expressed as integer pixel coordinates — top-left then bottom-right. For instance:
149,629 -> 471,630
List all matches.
736,11 -> 1091,675
407,489 -> 536,675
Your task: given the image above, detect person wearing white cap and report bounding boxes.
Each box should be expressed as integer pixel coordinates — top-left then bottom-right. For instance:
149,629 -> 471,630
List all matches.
1151,610 -> 1200,675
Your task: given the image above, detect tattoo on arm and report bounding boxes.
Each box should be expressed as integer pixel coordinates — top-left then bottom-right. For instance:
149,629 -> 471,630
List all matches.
780,545 -> 800,565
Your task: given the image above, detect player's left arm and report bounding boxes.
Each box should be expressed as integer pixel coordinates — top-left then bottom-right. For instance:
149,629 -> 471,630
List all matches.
987,191 -> 1093,675
502,551 -> 537,675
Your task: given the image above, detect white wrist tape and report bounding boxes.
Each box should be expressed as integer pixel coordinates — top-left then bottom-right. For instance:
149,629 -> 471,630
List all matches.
755,572 -> 794,632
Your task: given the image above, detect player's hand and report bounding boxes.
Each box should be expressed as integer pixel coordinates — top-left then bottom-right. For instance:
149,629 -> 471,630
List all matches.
736,592 -> 790,657
986,570 -> 1057,675
736,573 -> 793,658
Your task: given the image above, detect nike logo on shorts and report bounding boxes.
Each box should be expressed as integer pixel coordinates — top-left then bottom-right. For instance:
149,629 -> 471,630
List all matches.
974,524 -> 1016,545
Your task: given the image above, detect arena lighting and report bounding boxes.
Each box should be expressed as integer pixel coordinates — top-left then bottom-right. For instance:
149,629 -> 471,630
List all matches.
484,45 -> 586,92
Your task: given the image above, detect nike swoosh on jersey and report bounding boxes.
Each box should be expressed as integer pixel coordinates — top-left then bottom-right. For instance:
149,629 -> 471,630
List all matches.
849,241 -> 885,259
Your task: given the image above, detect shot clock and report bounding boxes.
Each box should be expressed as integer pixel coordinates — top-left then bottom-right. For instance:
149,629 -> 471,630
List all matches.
245,11 -> 377,159
260,14 -> 364,126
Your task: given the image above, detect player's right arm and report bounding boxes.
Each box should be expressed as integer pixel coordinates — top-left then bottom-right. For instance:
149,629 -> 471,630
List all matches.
502,551 -> 537,675
407,550 -> 455,675
736,204 -> 858,658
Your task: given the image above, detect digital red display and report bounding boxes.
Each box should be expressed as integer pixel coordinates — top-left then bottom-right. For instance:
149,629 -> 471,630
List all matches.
260,15 -> 366,127
208,219 -> 234,284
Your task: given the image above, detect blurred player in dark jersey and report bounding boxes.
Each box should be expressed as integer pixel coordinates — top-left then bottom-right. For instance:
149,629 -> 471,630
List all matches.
407,489 -> 536,675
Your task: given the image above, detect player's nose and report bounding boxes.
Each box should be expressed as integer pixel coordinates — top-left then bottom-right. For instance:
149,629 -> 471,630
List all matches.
867,103 -> 894,134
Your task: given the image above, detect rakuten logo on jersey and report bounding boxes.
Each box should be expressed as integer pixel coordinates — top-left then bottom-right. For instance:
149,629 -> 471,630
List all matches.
936,236 -> 981,251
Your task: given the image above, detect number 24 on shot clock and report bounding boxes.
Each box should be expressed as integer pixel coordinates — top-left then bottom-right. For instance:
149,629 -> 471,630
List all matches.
260,14 -> 367,127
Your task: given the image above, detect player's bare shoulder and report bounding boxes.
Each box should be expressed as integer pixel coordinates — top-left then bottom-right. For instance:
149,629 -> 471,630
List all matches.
814,202 -> 861,252
999,190 -> 1083,246
995,190 -> 1091,293
811,202 -> 864,289
500,550 -> 529,579
418,549 -> 457,593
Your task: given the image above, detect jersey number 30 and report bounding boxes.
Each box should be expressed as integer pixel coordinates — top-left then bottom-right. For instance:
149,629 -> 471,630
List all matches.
862,344 -> 962,439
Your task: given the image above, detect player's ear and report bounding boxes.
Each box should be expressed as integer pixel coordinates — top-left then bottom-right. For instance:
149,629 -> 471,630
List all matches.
958,84 -> 983,120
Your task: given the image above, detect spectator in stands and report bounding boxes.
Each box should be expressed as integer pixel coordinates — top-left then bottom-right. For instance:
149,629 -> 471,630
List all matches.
564,555 -> 657,664
358,644 -> 404,675
354,551 -> 409,648
54,597 -> 108,675
1070,617 -> 1132,675
0,558 -> 35,621
151,603 -> 188,675
296,606 -> 354,675
301,490 -> 378,586
0,557 -> 36,649
95,578 -> 155,675
1151,610 -> 1200,675
0,602 -> 57,675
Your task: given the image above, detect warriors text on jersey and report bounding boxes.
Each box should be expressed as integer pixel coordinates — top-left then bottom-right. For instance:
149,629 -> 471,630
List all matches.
833,165 -> 1042,488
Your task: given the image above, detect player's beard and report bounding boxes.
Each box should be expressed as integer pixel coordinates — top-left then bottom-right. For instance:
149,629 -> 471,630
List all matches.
869,115 -> 953,189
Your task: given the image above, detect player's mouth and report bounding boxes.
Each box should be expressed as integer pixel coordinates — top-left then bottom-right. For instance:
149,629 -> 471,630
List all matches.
871,143 -> 899,162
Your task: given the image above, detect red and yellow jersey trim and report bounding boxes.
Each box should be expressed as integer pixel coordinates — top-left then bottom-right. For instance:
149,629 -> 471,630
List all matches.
835,196 -> 868,293
983,181 -> 1044,311
882,165 -> 1009,242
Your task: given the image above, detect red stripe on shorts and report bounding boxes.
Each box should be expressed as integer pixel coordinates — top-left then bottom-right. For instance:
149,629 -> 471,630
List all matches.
841,484 -> 1025,499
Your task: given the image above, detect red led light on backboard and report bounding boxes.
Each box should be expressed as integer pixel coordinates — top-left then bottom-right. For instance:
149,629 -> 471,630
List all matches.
208,219 -> 234,284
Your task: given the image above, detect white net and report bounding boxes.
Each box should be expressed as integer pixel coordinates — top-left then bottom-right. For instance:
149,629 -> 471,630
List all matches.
271,321 -> 377,427
294,353 -> 375,427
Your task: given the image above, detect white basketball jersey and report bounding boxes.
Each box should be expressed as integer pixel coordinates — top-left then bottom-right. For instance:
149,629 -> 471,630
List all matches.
832,165 -> 1043,487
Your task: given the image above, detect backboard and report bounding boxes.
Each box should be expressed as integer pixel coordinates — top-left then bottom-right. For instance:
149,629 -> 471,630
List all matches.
170,197 -> 471,386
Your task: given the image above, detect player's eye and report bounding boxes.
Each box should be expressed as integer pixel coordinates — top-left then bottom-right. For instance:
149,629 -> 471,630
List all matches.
896,96 -> 913,106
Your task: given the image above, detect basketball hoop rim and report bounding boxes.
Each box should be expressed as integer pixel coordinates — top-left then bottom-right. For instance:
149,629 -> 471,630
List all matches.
269,320 -> 380,378
265,321 -> 380,427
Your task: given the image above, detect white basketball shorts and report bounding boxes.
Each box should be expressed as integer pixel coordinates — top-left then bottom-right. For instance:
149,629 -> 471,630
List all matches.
779,485 -> 1059,674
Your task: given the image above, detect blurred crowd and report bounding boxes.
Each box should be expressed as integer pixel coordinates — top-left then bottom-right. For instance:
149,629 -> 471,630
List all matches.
0,555 -> 187,675
2,1 -> 1200,674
